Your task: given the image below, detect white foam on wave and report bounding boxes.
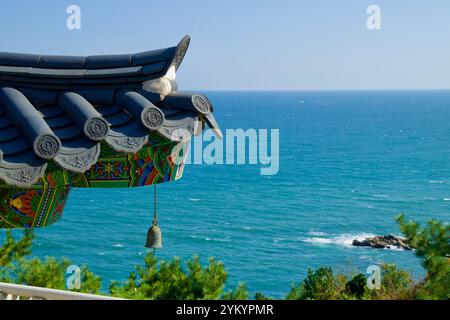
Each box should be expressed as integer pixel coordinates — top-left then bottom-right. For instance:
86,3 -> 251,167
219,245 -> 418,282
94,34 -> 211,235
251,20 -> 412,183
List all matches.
386,246 -> 405,251
307,231 -> 327,236
189,198 -> 201,202
303,237 -> 333,244
190,235 -> 231,243
113,244 -> 124,248
302,233 -> 376,247
429,180 -> 447,184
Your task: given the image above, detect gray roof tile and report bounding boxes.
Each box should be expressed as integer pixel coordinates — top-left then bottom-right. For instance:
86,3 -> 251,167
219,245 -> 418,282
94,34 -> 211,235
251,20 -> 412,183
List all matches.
0,37 -> 189,90
0,36 -> 219,187
86,54 -> 131,69
0,126 -> 21,142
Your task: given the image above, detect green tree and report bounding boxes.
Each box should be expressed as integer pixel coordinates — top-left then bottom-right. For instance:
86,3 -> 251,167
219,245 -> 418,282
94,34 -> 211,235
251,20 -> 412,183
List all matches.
0,230 -> 101,294
254,292 -> 273,300
13,257 -> 101,294
345,274 -> 367,299
0,230 -> 34,267
1,230 -> 34,281
1,216 -> 448,300
221,283 -> 249,300
397,215 -> 449,299
370,264 -> 414,300
110,255 -> 232,300
286,267 -> 347,300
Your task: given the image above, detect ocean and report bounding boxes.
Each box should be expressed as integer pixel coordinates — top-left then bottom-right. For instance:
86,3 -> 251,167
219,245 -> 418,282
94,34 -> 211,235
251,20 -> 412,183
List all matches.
6,91 -> 450,297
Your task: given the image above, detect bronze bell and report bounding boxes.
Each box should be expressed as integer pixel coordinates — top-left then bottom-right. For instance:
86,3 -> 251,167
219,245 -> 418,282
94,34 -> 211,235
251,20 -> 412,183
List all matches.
145,224 -> 162,249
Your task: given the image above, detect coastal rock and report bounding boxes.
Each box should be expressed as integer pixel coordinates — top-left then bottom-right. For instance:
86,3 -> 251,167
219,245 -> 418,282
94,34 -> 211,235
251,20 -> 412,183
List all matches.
352,235 -> 412,250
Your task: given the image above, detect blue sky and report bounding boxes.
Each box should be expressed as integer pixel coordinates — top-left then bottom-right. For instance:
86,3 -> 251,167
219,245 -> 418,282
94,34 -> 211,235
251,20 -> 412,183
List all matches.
0,0 -> 449,90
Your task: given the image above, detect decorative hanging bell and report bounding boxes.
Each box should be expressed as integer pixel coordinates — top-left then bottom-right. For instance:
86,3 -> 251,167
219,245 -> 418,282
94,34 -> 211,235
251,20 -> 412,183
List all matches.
146,185 -> 162,249
146,224 -> 162,249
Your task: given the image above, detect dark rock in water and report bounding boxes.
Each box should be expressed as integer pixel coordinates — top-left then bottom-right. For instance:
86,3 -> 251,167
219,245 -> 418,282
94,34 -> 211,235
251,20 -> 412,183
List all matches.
352,235 -> 412,250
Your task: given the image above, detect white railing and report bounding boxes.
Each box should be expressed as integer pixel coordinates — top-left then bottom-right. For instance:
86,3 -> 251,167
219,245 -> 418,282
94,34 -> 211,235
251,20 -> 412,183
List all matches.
0,282 -> 124,300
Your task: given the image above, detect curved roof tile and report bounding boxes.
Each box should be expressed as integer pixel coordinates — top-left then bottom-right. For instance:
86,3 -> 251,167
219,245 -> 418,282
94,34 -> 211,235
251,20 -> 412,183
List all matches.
0,36 -> 190,90
0,36 -> 221,187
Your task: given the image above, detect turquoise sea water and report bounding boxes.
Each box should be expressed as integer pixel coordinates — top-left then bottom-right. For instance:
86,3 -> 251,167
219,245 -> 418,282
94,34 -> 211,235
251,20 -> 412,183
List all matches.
6,91 -> 450,297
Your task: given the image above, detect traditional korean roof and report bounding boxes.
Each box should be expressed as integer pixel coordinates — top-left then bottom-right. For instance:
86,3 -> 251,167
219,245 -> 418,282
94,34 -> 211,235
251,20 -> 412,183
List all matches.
0,36 -> 220,187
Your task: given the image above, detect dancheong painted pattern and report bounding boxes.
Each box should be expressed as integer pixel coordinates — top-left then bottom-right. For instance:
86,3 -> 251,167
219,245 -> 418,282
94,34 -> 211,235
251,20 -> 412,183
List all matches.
0,134 -> 190,229
0,35 -> 220,229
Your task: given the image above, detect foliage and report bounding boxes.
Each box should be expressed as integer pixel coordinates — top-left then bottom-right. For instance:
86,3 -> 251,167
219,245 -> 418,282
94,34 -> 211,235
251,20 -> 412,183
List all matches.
13,257 -> 101,294
286,267 -> 348,300
221,282 -> 249,300
110,255 -> 237,300
0,230 -> 34,268
397,215 -> 449,299
345,274 -> 367,299
1,215 -> 448,300
254,292 -> 273,300
369,264 -> 414,300
0,230 -> 101,294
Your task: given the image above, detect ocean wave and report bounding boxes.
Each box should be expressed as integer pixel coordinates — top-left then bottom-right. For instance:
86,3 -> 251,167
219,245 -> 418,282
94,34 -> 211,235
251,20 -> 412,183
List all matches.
189,198 -> 201,202
113,244 -> 124,248
307,231 -> 327,236
302,233 -> 376,247
386,246 -> 406,251
190,235 -> 231,243
358,203 -> 375,209
429,180 -> 447,184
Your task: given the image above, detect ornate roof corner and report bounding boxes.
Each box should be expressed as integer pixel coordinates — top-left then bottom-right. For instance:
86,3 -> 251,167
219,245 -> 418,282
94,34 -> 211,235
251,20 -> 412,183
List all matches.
172,35 -> 191,71
0,36 -> 219,188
